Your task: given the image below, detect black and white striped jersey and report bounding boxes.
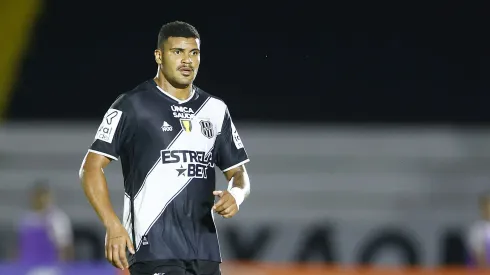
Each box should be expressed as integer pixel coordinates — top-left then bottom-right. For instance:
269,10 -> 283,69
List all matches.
86,79 -> 249,264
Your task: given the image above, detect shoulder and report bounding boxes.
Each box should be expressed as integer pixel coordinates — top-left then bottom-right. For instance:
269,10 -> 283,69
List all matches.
194,85 -> 228,112
18,211 -> 40,226
467,220 -> 490,250
467,220 -> 488,240
44,208 -> 72,228
110,80 -> 154,112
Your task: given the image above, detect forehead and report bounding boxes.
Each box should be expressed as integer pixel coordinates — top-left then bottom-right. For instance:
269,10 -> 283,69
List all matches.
164,37 -> 200,49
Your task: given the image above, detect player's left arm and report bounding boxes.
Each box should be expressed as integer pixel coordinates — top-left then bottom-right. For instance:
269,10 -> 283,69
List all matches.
223,164 -> 251,200
213,165 -> 251,218
213,108 -> 251,218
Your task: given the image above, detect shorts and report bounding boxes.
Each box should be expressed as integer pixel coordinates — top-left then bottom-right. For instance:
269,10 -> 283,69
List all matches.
129,260 -> 221,275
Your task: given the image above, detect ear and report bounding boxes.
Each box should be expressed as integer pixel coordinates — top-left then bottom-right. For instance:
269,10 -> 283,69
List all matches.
154,49 -> 162,65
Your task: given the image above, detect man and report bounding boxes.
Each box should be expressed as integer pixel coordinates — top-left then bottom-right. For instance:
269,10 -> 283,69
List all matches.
17,181 -> 74,265
79,21 -> 251,275
467,193 -> 490,268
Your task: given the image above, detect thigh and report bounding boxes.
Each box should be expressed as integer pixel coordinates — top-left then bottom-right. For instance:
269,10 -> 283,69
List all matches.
188,260 -> 221,275
130,260 -> 186,275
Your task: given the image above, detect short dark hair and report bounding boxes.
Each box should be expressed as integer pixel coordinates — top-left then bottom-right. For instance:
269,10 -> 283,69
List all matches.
157,21 -> 200,49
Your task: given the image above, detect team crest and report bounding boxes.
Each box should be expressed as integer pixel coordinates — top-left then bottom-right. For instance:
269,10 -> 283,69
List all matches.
199,120 -> 214,139
180,119 -> 192,133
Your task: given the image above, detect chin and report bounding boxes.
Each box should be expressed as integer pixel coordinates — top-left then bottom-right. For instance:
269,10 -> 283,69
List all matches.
175,78 -> 195,87
166,78 -> 191,89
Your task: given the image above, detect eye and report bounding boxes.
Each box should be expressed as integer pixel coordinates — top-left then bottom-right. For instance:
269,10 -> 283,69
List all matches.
173,50 -> 181,55
191,51 -> 199,56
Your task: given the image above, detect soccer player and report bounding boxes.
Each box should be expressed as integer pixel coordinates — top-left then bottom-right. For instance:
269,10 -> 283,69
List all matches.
79,21 -> 251,275
17,181 -> 74,264
467,193 -> 490,267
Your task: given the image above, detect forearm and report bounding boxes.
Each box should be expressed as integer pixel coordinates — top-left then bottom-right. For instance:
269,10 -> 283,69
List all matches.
226,169 -> 251,208
81,168 -> 120,228
229,170 -> 250,197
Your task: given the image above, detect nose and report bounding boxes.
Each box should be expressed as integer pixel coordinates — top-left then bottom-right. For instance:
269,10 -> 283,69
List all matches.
181,54 -> 192,64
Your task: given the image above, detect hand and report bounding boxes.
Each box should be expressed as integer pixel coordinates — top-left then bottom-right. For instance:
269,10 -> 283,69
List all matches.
105,222 -> 135,270
213,190 -> 239,218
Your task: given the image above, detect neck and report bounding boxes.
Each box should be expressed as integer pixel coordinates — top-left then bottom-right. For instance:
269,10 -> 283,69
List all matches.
154,71 -> 192,101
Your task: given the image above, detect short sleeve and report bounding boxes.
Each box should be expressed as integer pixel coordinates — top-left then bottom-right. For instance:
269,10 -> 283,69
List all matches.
89,95 -> 136,160
215,108 -> 250,171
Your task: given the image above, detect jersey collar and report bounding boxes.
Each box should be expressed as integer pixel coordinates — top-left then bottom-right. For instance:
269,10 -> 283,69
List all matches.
151,80 -> 195,104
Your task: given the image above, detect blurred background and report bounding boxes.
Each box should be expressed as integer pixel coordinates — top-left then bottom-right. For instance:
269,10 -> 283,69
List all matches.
1,0 -> 490,274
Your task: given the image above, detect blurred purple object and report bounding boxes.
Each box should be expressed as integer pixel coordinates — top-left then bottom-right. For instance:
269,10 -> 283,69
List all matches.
0,262 -> 117,275
18,212 -> 58,265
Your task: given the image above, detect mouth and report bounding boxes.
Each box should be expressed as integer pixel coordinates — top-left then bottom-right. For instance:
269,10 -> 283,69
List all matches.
178,67 -> 193,76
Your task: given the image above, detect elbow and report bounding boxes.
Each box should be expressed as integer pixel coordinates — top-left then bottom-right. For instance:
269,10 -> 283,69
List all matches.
79,157 -> 87,180
79,153 -> 104,180
79,164 -> 90,181
79,152 -> 89,180
79,164 -> 104,181
78,167 -> 84,180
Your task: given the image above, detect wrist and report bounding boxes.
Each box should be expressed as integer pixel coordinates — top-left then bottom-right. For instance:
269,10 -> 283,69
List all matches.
103,216 -> 121,229
228,187 -> 246,208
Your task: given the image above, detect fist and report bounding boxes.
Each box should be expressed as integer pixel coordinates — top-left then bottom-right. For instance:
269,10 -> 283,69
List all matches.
212,190 -> 239,218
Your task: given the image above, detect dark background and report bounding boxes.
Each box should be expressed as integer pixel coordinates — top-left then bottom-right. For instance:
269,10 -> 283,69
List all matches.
8,1 -> 490,123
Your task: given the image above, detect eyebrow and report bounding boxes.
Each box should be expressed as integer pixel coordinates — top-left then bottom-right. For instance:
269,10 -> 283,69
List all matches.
169,47 -> 200,52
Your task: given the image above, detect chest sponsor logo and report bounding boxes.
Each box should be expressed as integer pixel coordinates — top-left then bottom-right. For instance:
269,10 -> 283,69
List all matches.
171,105 -> 194,119
161,149 -> 215,178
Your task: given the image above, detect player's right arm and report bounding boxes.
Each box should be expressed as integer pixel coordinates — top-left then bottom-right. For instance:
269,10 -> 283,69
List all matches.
80,152 -> 116,228
79,94 -> 136,270
80,153 -> 135,267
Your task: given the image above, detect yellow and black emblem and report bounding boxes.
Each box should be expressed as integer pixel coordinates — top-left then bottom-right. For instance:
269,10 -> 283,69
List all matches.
180,119 -> 192,132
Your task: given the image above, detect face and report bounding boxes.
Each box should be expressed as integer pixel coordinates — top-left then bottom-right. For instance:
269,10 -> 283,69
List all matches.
155,37 -> 201,88
32,190 -> 51,210
481,199 -> 490,219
